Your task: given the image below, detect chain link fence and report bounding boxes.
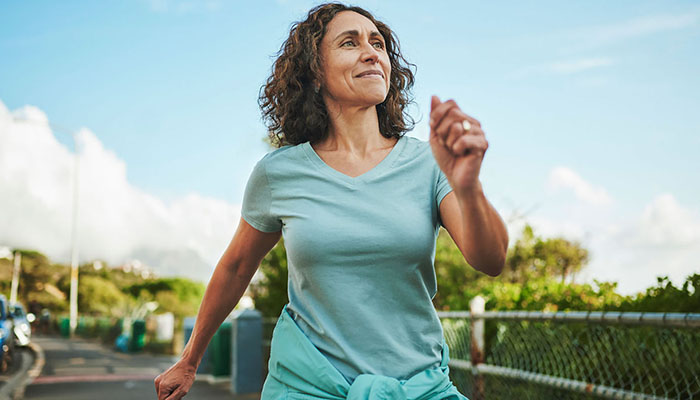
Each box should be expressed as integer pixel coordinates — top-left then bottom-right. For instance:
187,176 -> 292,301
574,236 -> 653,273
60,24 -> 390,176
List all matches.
439,299 -> 700,400
260,302 -> 699,399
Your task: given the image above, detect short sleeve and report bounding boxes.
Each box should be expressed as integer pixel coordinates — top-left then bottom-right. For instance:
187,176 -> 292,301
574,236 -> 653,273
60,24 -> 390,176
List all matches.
241,157 -> 282,233
435,167 -> 453,227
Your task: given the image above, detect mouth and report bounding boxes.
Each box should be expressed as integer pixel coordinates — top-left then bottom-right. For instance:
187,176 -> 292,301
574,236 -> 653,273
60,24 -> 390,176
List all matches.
356,70 -> 384,79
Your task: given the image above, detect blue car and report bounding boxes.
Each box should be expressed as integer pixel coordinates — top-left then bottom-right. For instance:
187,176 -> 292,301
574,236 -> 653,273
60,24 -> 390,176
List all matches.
9,302 -> 32,347
0,294 -> 15,373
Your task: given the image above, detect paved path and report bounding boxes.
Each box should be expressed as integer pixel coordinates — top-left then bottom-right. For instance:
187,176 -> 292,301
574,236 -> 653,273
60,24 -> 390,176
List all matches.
23,335 -> 259,400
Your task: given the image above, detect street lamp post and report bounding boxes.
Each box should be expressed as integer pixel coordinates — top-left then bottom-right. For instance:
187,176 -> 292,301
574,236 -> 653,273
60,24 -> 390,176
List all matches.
10,251 -> 22,304
68,135 -> 80,337
11,116 -> 81,337
0,248 -> 20,304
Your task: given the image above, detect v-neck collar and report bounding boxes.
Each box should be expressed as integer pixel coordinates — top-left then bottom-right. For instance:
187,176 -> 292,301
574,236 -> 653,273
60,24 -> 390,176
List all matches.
302,135 -> 407,186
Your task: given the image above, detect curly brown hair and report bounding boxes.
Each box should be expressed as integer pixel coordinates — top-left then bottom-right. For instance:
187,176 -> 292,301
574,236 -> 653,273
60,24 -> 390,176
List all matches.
259,2 -> 416,148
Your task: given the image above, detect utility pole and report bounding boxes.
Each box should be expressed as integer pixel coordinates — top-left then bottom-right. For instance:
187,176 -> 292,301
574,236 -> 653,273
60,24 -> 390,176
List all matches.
69,139 -> 80,337
10,251 -> 22,304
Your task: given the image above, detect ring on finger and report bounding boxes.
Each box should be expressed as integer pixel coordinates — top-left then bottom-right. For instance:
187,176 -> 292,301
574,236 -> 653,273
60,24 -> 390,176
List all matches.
462,120 -> 471,133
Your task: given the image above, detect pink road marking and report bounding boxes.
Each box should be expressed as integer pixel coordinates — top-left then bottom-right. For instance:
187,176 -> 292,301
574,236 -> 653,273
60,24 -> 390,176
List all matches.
32,374 -> 157,385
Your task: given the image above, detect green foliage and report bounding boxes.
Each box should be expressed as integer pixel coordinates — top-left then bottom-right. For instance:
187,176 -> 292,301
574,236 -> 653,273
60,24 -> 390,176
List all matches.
434,225 -> 631,312
2,249 -> 205,323
77,276 -> 129,315
249,238 -> 289,318
126,278 -> 205,305
79,262 -> 146,289
432,228 -> 488,311
502,224 -> 589,284
0,249 -> 70,312
619,274 -> 699,313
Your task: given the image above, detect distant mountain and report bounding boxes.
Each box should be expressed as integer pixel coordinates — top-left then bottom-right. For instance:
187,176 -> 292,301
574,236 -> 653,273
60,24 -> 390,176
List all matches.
130,247 -> 214,284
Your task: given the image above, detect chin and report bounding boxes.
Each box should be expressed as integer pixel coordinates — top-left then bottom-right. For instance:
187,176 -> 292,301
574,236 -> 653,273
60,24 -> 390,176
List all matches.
363,91 -> 389,107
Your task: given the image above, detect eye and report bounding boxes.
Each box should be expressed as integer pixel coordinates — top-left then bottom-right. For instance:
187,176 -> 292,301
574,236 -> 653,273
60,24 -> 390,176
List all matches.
372,41 -> 385,49
341,40 -> 356,47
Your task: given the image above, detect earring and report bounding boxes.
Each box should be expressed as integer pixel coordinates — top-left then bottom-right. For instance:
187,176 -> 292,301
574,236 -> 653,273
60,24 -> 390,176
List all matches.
314,84 -> 320,94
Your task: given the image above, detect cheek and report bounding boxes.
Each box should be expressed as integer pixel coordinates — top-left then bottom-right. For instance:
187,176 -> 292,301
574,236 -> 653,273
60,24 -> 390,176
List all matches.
382,57 -> 392,89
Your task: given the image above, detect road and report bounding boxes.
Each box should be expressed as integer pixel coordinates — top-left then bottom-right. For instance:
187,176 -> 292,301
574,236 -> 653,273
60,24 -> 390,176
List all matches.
23,335 -> 260,400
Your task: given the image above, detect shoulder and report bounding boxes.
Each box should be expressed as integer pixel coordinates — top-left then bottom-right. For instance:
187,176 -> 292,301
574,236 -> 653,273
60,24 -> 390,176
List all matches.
257,143 -> 303,168
254,143 -> 308,181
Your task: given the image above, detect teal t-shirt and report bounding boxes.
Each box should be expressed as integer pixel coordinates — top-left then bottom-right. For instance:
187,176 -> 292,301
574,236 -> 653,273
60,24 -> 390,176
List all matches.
241,134 -> 454,384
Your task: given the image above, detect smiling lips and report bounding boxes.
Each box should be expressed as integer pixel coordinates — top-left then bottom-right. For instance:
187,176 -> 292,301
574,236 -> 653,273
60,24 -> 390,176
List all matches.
356,70 -> 384,79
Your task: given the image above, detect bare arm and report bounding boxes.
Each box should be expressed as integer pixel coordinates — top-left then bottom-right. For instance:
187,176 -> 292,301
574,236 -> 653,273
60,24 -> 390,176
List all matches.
155,217 -> 281,399
440,187 -> 509,277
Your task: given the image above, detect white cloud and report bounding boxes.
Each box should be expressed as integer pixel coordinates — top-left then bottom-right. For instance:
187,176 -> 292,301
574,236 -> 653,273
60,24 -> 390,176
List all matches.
583,193 -> 700,294
503,196 -> 700,295
547,166 -> 612,206
500,168 -> 699,295
632,194 -> 700,247
0,100 -> 241,283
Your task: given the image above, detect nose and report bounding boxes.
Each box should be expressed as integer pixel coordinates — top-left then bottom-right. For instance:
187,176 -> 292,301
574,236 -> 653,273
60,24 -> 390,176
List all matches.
360,42 -> 380,64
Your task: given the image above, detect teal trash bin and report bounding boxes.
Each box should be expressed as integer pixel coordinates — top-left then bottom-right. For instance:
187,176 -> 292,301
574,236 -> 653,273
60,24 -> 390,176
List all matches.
60,317 -> 70,338
129,319 -> 146,352
209,321 -> 232,377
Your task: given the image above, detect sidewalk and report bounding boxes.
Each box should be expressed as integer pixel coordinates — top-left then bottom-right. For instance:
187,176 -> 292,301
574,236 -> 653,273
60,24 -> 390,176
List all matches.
20,335 -> 260,400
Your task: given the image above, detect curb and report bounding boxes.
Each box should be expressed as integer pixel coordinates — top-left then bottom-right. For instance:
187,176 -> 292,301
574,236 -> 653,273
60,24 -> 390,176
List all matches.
195,373 -> 230,385
0,342 -> 44,400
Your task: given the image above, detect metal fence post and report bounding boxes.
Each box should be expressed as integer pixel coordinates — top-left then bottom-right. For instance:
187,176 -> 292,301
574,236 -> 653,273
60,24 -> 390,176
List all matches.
230,308 -> 262,394
470,295 -> 485,400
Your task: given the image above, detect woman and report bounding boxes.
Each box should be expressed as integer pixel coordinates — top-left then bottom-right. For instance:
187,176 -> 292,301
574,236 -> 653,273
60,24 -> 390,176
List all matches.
155,3 -> 508,399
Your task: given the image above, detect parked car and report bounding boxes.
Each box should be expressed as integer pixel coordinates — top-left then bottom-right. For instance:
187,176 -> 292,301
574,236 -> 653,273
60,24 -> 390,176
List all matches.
0,295 -> 15,373
9,302 -> 32,347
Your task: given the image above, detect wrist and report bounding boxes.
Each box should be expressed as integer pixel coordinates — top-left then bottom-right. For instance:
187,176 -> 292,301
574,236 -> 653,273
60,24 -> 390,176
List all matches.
180,348 -> 201,370
454,180 -> 484,199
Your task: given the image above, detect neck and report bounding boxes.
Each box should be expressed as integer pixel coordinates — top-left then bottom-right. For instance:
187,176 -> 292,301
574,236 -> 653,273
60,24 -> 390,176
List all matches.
315,101 -> 393,157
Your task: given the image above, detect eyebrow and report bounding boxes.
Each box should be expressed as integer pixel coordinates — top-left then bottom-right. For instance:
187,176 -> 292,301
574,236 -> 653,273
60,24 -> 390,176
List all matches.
333,29 -> 384,42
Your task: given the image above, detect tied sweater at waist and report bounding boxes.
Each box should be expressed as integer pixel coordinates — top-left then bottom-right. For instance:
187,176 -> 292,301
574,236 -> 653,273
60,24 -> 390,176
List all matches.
260,304 -> 469,400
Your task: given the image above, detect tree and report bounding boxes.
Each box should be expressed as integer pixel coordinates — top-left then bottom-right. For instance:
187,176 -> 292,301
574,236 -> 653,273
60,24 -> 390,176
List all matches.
0,249 -> 70,312
432,227 -> 488,311
125,277 -> 205,319
249,239 -> 289,318
502,224 -> 588,284
620,274 -> 700,313
77,276 -> 129,316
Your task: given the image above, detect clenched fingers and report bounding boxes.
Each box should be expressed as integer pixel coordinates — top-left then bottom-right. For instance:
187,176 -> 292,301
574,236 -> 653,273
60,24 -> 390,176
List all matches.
451,134 -> 488,156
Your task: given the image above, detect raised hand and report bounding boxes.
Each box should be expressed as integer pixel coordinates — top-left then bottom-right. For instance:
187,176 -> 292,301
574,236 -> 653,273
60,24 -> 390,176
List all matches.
429,95 -> 489,194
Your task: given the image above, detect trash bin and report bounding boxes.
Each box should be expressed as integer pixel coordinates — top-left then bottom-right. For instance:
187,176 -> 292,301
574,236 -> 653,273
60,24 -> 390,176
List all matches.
184,317 -> 211,374
129,319 -> 146,352
230,308 -> 262,394
60,317 -> 70,338
209,321 -> 232,376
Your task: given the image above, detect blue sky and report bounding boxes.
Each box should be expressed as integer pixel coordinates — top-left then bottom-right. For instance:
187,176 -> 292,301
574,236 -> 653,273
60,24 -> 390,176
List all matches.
1,0 -> 699,293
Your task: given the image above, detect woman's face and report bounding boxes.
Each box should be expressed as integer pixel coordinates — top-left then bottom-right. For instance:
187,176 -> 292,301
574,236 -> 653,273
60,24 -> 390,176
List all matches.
319,11 -> 391,109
